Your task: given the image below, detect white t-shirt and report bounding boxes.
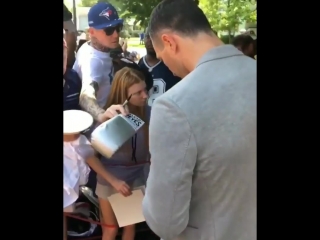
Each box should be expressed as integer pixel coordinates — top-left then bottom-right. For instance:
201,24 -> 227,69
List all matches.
73,43 -> 114,108
63,135 -> 92,210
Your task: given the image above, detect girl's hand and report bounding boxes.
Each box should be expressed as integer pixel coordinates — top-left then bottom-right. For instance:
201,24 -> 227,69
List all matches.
110,178 -> 132,197
97,104 -> 128,123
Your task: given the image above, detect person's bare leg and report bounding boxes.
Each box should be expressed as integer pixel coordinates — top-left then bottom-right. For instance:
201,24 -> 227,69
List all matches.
100,209 -> 105,234
122,225 -> 135,240
63,214 -> 67,240
99,197 -> 118,240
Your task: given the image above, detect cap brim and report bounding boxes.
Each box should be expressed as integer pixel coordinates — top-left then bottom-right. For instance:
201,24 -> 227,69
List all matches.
93,19 -> 123,29
64,110 -> 93,135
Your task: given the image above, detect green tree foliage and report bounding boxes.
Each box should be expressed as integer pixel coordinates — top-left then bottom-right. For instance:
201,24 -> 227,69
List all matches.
79,0 -> 136,36
79,0 -> 123,11
200,0 -> 256,38
117,0 -> 200,28
78,0 -> 255,36
79,0 -> 96,7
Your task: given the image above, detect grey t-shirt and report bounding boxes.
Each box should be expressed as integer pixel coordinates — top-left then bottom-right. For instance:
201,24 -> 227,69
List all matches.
97,128 -> 150,186
97,107 -> 151,186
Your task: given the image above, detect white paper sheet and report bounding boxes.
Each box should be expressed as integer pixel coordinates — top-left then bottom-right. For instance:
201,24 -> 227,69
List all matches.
108,187 -> 145,227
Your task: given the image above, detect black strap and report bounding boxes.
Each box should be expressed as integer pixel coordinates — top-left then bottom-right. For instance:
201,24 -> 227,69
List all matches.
131,134 -> 137,163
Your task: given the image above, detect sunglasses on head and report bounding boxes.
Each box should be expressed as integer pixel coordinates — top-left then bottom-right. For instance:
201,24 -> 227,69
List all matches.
103,24 -> 123,36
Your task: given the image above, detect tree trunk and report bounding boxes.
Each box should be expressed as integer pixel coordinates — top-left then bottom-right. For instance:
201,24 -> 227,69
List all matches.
133,19 -> 138,30
72,0 -> 77,29
228,29 -> 232,43
227,0 -> 231,43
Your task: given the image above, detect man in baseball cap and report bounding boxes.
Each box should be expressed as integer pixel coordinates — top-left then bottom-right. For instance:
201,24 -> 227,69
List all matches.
73,1 -> 125,126
87,2 -> 124,49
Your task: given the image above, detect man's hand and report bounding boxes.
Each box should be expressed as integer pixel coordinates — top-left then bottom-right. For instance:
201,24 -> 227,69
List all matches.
97,104 -> 129,123
110,178 -> 132,197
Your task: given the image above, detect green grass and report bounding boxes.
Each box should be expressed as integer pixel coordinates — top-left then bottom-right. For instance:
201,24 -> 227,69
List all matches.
127,37 -> 145,49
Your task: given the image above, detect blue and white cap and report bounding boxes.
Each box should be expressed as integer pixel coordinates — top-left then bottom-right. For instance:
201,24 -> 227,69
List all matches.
88,2 -> 123,29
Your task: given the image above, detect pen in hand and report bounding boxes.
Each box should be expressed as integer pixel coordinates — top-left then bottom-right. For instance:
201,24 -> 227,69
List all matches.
117,94 -> 132,115
122,94 -> 132,107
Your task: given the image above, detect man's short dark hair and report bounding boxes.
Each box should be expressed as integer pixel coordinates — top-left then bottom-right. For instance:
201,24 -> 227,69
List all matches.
232,35 -> 254,51
148,0 -> 213,38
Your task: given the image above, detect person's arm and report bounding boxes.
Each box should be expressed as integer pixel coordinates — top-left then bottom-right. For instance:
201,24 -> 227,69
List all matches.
77,53 -> 129,121
87,155 -> 132,196
76,137 -> 131,196
80,82 -> 105,121
75,142 -> 115,183
142,97 -> 197,240
79,58 -> 106,122
86,155 -> 116,184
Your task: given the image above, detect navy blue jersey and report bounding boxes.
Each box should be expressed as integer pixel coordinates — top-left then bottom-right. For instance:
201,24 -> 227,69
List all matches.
138,57 -> 180,107
63,68 -> 82,110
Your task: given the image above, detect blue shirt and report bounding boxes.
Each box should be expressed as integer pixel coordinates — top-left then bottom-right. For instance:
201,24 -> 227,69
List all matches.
63,68 -> 82,111
138,57 -> 180,107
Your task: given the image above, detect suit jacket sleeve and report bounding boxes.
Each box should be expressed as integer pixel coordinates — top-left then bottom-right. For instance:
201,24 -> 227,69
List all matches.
142,96 -> 197,240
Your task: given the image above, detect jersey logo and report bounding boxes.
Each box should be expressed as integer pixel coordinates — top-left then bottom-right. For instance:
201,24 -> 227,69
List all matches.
148,78 -> 166,107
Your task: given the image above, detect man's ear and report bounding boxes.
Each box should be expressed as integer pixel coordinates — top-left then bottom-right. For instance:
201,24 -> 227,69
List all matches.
160,34 -> 177,53
88,27 -> 94,35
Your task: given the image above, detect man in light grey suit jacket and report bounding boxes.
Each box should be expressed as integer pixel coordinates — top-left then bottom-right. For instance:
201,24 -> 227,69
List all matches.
142,1 -> 256,240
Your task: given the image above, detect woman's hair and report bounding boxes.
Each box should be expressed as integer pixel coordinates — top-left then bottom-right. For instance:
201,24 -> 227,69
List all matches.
105,67 -> 149,148
105,67 -> 145,111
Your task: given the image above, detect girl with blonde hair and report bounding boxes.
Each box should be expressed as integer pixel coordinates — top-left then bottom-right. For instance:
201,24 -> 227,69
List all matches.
96,67 -> 150,240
